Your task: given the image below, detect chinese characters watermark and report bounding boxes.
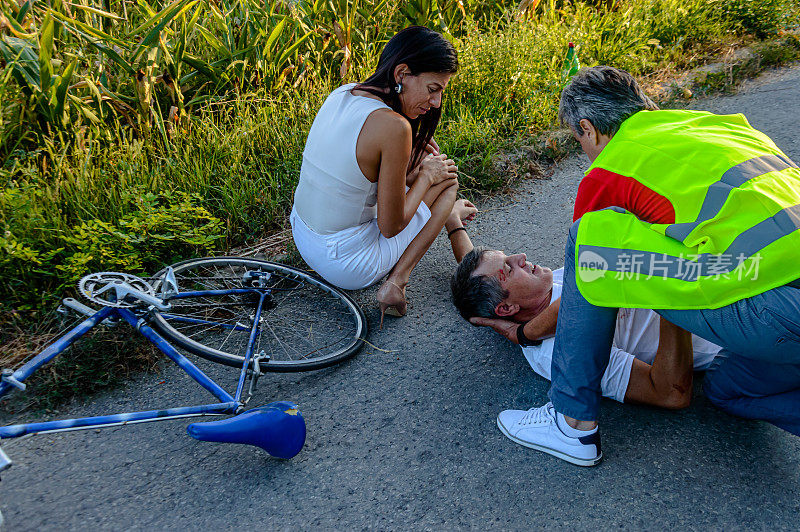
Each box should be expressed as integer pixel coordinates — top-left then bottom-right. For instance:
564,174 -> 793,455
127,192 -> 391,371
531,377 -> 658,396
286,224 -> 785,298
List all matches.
577,250 -> 762,283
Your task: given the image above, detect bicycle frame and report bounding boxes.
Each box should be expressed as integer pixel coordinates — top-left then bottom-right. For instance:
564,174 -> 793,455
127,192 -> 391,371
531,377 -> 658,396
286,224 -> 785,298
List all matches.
0,287 -> 271,472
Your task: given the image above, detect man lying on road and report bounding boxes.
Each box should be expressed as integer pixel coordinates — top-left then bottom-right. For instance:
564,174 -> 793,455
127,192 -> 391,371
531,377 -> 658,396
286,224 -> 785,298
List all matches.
443,206 -> 720,410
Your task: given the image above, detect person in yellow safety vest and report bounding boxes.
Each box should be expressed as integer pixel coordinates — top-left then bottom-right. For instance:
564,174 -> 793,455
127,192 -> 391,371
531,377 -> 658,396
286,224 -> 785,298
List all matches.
478,66 -> 800,467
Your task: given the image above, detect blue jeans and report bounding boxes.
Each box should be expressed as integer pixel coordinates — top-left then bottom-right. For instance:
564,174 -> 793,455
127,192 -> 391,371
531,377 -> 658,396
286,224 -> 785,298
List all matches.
549,219 -> 800,435
703,352 -> 800,436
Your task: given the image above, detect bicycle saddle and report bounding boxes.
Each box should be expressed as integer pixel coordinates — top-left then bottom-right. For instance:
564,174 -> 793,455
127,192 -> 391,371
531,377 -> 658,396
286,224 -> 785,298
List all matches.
187,401 -> 306,459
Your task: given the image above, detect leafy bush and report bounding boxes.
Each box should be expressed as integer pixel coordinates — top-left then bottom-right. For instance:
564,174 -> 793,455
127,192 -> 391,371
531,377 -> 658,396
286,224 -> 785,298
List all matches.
716,0 -> 800,38
1,186 -> 223,313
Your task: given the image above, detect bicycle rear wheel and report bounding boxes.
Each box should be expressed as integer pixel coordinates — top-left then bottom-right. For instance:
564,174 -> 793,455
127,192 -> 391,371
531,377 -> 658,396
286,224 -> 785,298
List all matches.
150,257 -> 366,372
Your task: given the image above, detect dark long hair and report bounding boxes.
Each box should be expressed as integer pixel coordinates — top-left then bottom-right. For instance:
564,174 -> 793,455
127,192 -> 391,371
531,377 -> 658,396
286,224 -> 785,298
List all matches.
355,26 -> 458,168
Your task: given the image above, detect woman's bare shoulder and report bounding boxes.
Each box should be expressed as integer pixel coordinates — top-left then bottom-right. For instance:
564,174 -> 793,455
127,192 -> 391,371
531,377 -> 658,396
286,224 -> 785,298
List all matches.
364,108 -> 411,139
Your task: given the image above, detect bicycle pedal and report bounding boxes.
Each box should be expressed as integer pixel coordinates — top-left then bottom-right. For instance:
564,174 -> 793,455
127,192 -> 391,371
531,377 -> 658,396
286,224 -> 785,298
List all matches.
58,298 -> 119,327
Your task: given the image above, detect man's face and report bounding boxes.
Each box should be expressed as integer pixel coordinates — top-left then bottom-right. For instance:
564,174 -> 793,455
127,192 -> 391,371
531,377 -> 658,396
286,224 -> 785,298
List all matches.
472,250 -> 553,316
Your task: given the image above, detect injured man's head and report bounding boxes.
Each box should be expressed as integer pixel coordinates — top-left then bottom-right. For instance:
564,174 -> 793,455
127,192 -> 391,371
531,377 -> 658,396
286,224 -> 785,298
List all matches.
451,248 -> 554,322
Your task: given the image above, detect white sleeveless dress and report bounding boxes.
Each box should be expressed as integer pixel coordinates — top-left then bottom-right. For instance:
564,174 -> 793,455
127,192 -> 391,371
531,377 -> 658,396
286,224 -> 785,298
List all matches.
290,83 -> 431,290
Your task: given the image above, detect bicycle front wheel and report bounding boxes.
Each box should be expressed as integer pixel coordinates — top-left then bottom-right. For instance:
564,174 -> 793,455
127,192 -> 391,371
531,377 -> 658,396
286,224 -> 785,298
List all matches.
150,257 -> 367,372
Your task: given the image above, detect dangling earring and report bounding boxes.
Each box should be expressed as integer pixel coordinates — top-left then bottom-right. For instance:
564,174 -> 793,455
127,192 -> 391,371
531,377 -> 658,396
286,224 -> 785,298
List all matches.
394,82 -> 403,94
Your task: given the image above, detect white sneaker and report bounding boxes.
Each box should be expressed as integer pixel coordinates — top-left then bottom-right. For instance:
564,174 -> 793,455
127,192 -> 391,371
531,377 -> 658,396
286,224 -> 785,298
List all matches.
497,402 -> 602,467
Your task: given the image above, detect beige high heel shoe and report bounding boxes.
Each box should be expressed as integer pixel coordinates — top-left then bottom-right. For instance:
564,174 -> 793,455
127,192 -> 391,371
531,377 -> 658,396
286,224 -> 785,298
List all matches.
376,280 -> 407,329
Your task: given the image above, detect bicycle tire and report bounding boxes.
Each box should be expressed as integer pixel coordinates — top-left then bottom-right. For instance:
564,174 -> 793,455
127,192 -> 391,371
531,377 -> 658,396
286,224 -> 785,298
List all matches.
150,257 -> 366,372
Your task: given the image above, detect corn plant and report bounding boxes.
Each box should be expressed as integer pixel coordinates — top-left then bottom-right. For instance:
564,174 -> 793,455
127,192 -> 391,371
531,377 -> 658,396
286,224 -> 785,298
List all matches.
398,0 -> 469,37
182,0 -> 312,96
0,8 -> 94,138
294,0 -> 397,83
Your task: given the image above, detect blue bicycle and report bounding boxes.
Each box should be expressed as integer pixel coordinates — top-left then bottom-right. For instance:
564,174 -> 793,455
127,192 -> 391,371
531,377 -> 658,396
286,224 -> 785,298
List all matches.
0,257 -> 367,476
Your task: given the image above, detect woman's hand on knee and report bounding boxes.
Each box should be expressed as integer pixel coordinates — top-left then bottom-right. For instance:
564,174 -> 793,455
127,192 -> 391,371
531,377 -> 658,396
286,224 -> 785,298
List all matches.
419,153 -> 458,186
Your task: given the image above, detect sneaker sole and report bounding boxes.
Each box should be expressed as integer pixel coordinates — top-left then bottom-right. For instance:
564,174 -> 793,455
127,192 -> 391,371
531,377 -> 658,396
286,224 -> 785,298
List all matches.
497,417 -> 603,467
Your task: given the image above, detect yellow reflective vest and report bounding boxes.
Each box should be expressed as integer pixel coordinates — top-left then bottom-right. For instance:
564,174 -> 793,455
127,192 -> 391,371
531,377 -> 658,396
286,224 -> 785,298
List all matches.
575,110 -> 800,309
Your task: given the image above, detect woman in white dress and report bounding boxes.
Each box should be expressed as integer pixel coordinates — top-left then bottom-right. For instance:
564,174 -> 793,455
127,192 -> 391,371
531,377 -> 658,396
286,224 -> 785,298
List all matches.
291,26 -> 476,325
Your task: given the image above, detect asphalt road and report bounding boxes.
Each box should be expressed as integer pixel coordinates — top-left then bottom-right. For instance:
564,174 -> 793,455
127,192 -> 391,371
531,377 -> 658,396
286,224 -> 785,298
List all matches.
2,65 -> 800,530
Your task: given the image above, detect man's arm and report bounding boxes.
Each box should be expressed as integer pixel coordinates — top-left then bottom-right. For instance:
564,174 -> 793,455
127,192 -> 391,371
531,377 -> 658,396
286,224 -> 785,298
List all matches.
445,200 -> 476,263
623,317 -> 694,409
573,168 -> 675,224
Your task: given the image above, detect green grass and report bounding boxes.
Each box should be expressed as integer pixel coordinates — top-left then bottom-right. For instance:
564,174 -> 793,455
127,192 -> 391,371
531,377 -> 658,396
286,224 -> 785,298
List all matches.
1,0 -> 799,403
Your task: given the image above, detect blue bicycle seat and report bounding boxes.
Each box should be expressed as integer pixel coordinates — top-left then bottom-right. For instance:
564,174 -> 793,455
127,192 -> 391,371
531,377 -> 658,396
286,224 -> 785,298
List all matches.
187,401 -> 306,459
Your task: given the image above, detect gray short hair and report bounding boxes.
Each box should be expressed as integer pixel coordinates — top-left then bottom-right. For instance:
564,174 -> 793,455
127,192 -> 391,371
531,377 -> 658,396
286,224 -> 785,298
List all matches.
559,66 -> 658,137
450,248 -> 508,320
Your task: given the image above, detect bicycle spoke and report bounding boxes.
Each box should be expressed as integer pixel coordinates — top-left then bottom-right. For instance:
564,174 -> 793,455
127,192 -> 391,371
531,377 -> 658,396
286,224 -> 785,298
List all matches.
216,305 -> 252,352
175,314 -> 249,340
263,318 -> 307,361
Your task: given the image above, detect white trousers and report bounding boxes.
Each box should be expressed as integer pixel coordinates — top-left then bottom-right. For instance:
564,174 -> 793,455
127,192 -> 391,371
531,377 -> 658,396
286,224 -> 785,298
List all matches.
290,202 -> 432,290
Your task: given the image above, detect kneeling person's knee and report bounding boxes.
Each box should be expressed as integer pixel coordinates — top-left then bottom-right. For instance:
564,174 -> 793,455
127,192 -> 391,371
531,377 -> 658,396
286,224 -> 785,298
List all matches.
703,358 -> 740,407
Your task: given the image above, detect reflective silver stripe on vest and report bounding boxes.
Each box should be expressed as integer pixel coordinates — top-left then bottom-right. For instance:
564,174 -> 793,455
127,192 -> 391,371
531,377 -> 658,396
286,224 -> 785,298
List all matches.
579,203 -> 800,282
665,153 -> 799,242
